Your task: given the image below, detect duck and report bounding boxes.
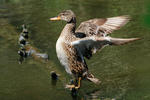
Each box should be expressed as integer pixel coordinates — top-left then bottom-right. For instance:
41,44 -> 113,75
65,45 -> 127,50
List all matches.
21,24 -> 29,39
18,47 -> 28,64
19,24 -> 29,46
49,10 -> 140,90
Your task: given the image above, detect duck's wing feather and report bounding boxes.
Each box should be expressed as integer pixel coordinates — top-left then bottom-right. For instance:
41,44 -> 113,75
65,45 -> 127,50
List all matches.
71,36 -> 139,59
75,15 -> 130,37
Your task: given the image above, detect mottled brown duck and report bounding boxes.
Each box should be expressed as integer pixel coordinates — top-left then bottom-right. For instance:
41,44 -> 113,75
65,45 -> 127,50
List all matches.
50,10 -> 140,90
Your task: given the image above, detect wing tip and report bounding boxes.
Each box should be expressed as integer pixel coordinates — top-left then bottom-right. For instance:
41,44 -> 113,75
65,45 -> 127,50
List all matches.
109,37 -> 141,45
109,15 -> 131,21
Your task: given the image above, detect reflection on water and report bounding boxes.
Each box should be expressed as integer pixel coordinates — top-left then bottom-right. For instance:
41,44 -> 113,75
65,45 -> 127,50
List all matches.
0,0 -> 150,100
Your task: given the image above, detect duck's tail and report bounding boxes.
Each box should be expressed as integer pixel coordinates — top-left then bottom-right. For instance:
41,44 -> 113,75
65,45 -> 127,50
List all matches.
86,73 -> 101,84
108,37 -> 140,45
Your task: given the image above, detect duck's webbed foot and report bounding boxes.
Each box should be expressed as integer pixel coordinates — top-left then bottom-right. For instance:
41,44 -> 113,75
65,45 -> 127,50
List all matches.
65,84 -> 76,90
65,77 -> 82,90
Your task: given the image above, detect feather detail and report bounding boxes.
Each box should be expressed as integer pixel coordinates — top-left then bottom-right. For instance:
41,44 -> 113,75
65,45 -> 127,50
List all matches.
75,15 -> 130,37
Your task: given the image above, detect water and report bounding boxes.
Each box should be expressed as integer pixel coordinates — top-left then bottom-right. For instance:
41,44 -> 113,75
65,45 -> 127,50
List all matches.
0,0 -> 150,100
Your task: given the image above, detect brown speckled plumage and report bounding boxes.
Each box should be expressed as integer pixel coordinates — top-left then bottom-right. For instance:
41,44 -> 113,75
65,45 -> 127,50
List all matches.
50,10 -> 140,86
64,43 -> 87,77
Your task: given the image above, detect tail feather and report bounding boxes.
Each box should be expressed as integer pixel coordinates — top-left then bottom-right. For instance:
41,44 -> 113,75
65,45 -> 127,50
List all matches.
109,37 -> 140,45
87,77 -> 101,84
86,73 -> 101,84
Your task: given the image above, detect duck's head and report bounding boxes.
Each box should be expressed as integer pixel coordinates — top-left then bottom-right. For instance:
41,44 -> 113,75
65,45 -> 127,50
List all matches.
50,10 -> 76,23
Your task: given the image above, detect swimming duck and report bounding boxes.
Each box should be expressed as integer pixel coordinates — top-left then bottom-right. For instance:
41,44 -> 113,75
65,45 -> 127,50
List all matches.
18,47 -> 28,64
19,35 -> 27,46
18,48 -> 27,58
19,24 -> 29,46
50,10 -> 139,90
21,24 -> 29,39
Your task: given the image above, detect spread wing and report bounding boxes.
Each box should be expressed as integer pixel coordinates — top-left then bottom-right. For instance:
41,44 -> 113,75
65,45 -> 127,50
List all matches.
71,36 -> 139,59
75,15 -> 130,37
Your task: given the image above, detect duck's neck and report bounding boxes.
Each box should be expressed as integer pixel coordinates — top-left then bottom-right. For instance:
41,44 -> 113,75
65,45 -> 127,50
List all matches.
65,22 -> 76,33
60,19 -> 76,37
66,17 -> 76,32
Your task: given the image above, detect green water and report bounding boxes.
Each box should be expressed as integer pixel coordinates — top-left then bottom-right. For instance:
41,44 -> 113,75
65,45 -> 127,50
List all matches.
0,0 -> 150,100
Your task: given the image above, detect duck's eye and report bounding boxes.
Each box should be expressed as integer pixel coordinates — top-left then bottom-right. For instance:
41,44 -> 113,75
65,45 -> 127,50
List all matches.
61,12 -> 69,16
62,13 -> 67,16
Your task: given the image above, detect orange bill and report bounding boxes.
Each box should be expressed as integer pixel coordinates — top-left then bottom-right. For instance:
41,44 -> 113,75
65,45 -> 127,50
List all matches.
50,16 -> 61,21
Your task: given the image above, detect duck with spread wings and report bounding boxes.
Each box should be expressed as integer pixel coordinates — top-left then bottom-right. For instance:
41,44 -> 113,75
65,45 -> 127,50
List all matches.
50,10 -> 140,90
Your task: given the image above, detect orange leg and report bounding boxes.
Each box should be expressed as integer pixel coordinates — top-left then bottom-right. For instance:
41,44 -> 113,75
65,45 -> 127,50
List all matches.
66,77 -> 82,90
75,77 -> 81,89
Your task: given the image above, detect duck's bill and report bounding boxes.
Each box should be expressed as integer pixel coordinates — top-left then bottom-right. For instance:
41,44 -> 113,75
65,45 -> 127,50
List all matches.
50,16 -> 61,21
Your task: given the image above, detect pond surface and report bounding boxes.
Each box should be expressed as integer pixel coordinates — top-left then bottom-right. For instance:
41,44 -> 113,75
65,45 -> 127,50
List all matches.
0,0 -> 150,100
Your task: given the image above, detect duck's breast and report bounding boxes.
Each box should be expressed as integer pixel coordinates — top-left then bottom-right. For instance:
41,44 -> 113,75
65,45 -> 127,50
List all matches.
56,37 -> 72,75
